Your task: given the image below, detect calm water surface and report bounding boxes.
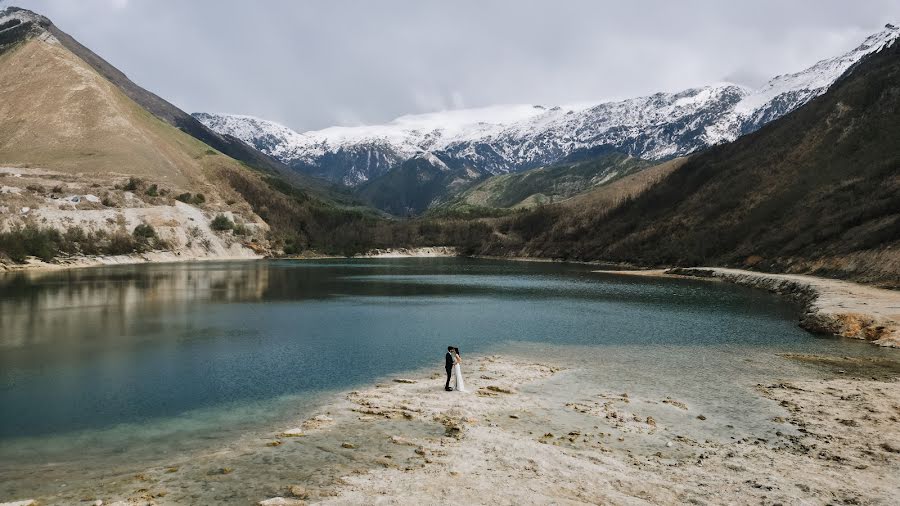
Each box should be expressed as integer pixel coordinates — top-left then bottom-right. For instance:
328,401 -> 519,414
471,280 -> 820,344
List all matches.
1,258 -> 895,503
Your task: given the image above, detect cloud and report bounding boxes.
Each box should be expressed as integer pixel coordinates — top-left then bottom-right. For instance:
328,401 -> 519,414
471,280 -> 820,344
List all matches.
13,0 -> 900,132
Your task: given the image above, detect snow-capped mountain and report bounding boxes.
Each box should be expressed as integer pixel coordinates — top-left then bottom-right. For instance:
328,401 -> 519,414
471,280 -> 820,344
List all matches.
195,24 -> 899,187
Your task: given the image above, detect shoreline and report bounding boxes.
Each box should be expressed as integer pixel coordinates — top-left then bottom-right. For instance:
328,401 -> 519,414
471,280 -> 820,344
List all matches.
5,350 -> 899,505
0,250 -> 264,274
594,267 -> 900,348
0,247 -> 457,273
5,252 -> 898,348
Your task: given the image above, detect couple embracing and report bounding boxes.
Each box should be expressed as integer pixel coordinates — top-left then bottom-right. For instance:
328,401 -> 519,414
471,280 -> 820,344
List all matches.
444,346 -> 466,392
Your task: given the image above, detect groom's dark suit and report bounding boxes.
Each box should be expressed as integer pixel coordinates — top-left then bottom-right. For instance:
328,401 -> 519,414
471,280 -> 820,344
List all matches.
445,351 -> 454,390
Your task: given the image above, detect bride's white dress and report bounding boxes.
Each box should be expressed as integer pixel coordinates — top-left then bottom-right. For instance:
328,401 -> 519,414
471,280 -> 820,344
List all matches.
453,354 -> 467,392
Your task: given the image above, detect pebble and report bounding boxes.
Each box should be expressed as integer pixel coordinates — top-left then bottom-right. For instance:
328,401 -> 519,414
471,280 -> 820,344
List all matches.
341,442 -> 355,449
258,498 -> 306,506
288,485 -> 308,499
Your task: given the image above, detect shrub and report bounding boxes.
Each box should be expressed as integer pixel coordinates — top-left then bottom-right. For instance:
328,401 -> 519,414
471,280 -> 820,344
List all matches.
175,192 -> 192,203
106,232 -> 138,255
145,184 -> 159,197
132,223 -> 157,240
191,193 -> 206,205
123,177 -> 141,191
210,214 -> 234,231
232,222 -> 250,236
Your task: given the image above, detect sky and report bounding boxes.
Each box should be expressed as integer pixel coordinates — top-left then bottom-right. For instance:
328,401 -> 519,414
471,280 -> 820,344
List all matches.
8,0 -> 900,132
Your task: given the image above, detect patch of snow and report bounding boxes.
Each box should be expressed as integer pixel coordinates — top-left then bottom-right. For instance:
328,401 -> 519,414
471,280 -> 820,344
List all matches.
194,24 -> 900,185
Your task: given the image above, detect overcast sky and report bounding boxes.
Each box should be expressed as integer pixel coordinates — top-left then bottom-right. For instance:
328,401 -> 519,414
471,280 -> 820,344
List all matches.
9,0 -> 900,131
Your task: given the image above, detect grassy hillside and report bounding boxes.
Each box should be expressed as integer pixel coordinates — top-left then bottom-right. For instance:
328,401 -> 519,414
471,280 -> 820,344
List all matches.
439,150 -> 651,211
0,15 -> 388,262
478,39 -> 900,286
355,156 -> 486,216
0,37 -> 219,187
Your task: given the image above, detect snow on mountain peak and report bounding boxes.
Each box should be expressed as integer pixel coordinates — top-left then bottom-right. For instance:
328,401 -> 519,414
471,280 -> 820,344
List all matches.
732,23 -> 900,118
194,24 -> 898,185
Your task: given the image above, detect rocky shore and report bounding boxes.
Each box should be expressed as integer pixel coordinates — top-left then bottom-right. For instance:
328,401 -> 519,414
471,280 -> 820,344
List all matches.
357,247 -> 457,258
665,268 -> 900,347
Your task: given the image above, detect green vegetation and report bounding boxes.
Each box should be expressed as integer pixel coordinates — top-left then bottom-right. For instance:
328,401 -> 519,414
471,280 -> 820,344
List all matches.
132,223 -> 156,239
0,223 -> 170,263
144,184 -> 159,197
217,164 -> 494,257
174,192 -> 205,205
210,214 -> 234,231
232,222 -> 250,236
123,177 -> 140,191
439,151 -> 649,211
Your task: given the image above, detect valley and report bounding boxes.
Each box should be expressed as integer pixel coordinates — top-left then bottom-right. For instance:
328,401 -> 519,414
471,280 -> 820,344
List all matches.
1,4 -> 899,506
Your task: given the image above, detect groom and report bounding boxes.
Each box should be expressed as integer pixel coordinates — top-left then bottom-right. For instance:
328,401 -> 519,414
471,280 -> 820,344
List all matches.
444,345 -> 455,391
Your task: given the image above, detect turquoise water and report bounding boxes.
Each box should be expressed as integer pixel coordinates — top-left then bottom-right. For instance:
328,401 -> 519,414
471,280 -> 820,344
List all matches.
0,258 -> 895,503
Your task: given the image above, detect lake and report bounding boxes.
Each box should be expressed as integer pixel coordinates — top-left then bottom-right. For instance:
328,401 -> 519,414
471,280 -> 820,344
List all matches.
1,258 -> 894,503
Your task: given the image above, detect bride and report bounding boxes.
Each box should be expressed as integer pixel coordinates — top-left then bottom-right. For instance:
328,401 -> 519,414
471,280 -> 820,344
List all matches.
452,347 -> 467,392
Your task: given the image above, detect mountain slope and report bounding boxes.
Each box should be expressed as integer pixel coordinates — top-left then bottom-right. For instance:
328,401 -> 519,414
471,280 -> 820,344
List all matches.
481,31 -> 900,287
196,24 -> 900,187
0,8 -> 291,180
0,8 -> 385,263
435,148 -> 651,211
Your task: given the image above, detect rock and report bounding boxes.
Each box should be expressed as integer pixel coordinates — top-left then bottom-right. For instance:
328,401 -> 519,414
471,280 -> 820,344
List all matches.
509,414 -> 520,419
666,441 -> 673,448
0,501 -> 39,506
341,442 -> 355,449
267,440 -> 283,447
393,378 -> 417,384
697,415 -> 707,421
646,416 -> 657,426
390,435 -> 415,446
281,428 -> 305,437
258,498 -> 306,506
662,397 -> 689,410
881,442 -> 900,453
288,485 -> 308,499
302,415 -> 334,430
485,385 -> 515,394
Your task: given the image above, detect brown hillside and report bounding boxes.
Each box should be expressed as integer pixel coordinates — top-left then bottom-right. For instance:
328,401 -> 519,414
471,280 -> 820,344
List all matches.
482,39 -> 900,286
0,36 -> 234,188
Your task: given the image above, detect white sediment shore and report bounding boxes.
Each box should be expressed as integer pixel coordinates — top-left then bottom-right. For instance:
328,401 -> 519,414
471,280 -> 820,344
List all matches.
0,249 -> 263,273
5,355 -> 899,505
248,354 -> 899,505
598,267 -> 900,348
357,247 -> 457,258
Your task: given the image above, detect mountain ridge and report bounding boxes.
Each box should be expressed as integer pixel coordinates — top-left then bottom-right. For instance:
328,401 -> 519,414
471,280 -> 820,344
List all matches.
196,23 -> 899,186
